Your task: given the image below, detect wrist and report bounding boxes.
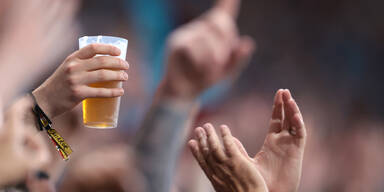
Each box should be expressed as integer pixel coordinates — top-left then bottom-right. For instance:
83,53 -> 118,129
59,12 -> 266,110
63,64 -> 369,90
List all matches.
158,78 -> 200,101
32,86 -> 56,119
153,80 -> 200,114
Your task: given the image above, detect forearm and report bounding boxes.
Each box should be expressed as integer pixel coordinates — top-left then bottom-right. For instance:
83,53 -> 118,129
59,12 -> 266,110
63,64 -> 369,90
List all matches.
134,86 -> 199,192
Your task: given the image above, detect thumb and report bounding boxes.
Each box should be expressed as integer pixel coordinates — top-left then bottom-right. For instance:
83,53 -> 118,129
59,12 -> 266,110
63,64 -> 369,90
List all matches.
214,0 -> 241,18
225,36 -> 256,78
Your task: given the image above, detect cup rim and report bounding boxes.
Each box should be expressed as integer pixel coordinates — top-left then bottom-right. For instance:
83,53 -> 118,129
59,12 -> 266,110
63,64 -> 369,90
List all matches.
79,35 -> 128,44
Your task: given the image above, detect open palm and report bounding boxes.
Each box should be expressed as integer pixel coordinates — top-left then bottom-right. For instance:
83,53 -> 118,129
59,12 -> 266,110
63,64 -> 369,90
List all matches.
243,89 -> 306,192
189,89 -> 306,192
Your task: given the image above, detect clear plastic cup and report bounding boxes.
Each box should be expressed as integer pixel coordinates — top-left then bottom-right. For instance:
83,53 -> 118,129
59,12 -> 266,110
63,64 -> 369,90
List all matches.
79,36 -> 128,129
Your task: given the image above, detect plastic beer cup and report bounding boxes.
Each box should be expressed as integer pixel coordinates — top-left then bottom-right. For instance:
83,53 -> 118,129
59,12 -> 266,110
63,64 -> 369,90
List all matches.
79,36 -> 128,128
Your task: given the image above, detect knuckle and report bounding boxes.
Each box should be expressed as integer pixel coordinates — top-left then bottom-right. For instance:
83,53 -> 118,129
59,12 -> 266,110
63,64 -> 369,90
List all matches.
197,158 -> 206,166
89,44 -> 97,52
109,57 -> 119,67
97,56 -> 108,64
66,75 -> 77,86
211,145 -> 221,155
64,62 -> 77,74
225,159 -> 237,170
97,89 -> 111,97
96,89 -> 104,97
118,59 -> 125,68
110,46 -> 118,54
202,146 -> 210,156
70,86 -> 83,99
112,89 -> 120,97
97,70 -> 108,80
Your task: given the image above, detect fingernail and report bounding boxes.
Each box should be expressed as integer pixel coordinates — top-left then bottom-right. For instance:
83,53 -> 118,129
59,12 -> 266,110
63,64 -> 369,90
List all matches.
118,88 -> 124,95
125,61 -> 129,69
123,72 -> 128,80
220,124 -> 228,131
122,60 -> 129,68
204,123 -> 212,128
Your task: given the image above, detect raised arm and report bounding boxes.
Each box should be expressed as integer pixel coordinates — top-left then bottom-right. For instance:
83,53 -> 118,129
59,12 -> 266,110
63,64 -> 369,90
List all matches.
134,0 -> 254,191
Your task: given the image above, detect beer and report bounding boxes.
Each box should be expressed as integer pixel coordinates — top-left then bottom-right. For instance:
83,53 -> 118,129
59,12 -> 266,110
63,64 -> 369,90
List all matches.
82,81 -> 122,128
79,36 -> 128,129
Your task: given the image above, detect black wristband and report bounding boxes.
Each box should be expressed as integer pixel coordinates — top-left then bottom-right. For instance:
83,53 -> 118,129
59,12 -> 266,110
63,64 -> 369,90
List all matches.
29,93 -> 73,161
30,93 -> 52,131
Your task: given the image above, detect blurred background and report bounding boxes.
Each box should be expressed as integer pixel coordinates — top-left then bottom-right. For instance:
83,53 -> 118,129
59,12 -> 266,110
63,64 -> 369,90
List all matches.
17,0 -> 384,191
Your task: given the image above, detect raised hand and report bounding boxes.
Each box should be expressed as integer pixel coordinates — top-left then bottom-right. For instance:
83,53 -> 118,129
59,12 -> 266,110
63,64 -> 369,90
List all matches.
189,89 -> 307,192
0,0 -> 79,103
189,124 -> 268,192
32,44 -> 129,119
254,89 -> 306,192
160,0 -> 255,100
0,97 -> 50,187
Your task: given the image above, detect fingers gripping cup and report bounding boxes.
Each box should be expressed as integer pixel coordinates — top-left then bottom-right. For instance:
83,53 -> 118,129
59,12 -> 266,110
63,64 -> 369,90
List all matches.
79,36 -> 128,129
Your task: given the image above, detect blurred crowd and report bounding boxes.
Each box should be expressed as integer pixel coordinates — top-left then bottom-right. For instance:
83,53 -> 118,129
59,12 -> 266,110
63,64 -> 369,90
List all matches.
0,0 -> 383,191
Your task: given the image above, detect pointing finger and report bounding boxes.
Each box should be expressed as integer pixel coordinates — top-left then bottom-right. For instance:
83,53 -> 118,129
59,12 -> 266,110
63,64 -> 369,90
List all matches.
214,0 -> 241,18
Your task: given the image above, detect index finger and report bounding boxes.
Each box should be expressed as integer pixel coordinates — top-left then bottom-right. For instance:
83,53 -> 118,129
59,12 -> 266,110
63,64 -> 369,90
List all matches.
74,43 -> 121,59
214,0 -> 241,18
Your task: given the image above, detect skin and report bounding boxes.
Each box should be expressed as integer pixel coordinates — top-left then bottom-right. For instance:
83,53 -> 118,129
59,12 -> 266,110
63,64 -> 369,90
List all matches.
0,2 -> 78,184
58,145 -> 146,192
0,0 -> 78,104
189,89 -> 307,192
160,0 -> 254,100
30,0 -> 254,190
133,0 -> 254,191
0,43 -> 130,188
131,0 -> 255,191
0,96 -> 50,187
54,0 -> 254,190
33,43 -> 130,119
26,171 -> 56,192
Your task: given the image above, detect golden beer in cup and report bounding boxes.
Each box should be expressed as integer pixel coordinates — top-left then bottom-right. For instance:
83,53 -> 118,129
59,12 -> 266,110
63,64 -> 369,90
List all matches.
79,36 -> 128,128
